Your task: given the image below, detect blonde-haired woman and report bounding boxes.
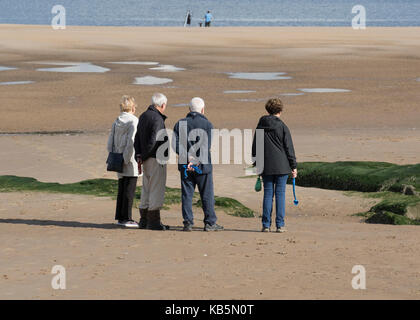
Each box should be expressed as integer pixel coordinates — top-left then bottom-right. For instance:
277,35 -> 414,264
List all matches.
107,95 -> 139,228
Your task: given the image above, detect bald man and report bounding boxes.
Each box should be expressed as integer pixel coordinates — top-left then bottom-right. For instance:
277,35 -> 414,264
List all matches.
173,97 -> 224,232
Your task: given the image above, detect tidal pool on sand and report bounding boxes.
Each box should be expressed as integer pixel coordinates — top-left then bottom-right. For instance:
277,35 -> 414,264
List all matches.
298,88 -> 351,93
149,65 -> 185,72
133,76 -> 173,85
234,98 -> 268,102
109,61 -> 159,65
0,81 -> 34,85
279,93 -> 305,96
0,66 -> 17,71
227,72 -> 291,80
36,62 -> 110,73
223,90 -> 256,94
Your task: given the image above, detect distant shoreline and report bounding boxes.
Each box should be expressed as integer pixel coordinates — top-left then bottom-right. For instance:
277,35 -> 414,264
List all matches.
1,23 -> 420,28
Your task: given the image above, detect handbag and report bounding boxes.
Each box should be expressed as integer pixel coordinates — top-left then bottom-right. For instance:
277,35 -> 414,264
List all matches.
106,122 -> 124,173
254,175 -> 262,192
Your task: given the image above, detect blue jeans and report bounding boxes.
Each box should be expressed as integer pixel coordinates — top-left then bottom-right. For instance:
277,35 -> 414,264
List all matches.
181,172 -> 217,226
262,174 -> 288,228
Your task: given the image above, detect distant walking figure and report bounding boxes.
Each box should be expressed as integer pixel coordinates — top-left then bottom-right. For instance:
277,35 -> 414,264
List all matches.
204,11 -> 213,27
107,96 -> 139,228
252,98 -> 297,233
185,10 -> 192,27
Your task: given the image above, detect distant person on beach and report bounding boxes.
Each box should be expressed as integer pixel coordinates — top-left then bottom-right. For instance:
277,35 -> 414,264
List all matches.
134,93 -> 170,231
107,96 -> 139,228
204,11 -> 213,27
185,10 -> 192,26
252,98 -> 297,233
173,97 -> 224,232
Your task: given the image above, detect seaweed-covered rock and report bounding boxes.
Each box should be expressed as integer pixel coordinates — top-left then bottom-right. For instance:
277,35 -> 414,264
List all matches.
406,203 -> 420,220
366,211 -> 419,225
402,184 -> 416,196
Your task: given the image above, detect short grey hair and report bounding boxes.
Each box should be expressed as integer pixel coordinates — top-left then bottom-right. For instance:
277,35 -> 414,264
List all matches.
151,93 -> 167,107
190,97 -> 205,113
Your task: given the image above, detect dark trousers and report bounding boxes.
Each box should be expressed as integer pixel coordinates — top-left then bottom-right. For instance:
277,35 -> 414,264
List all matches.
181,172 -> 217,226
115,177 -> 138,221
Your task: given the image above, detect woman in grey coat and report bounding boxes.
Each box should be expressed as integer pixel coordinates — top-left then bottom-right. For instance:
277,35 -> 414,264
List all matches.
107,96 -> 139,228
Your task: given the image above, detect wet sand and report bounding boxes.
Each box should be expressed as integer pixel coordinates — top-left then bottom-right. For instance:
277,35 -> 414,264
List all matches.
0,25 -> 420,299
0,26 -> 419,133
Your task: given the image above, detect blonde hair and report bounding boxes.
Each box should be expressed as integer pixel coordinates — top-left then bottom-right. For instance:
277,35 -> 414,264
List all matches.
120,95 -> 137,113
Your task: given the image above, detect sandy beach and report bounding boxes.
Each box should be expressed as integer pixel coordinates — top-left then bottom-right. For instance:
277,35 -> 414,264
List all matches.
0,25 -> 419,299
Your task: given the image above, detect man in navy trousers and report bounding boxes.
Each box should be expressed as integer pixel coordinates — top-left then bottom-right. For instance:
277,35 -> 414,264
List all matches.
173,97 -> 224,232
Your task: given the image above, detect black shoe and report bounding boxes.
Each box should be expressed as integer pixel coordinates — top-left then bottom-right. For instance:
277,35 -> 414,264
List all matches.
138,208 -> 148,229
183,224 -> 193,232
204,223 -> 224,232
147,210 -> 169,231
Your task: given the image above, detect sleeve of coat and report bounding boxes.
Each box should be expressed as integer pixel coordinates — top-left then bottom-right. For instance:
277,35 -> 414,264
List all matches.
134,118 -> 141,158
283,125 -> 297,169
143,118 -> 163,160
251,118 -> 262,160
123,118 -> 138,165
172,121 -> 180,155
107,122 -> 115,153
208,121 -> 213,149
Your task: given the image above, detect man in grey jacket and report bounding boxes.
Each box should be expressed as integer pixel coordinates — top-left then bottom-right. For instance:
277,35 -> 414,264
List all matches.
134,93 -> 169,231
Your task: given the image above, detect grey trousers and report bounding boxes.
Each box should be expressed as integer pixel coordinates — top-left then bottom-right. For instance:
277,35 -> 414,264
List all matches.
140,157 -> 167,210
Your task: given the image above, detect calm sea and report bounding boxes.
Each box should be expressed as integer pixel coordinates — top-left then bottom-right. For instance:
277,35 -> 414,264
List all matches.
0,0 -> 419,27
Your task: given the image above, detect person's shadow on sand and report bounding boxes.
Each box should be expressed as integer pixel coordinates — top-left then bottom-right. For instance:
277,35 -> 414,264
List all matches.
0,218 -> 118,230
0,218 -> 262,233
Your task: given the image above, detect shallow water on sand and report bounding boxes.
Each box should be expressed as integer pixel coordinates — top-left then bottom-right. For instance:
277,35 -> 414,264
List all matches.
108,61 -> 159,65
0,81 -> 34,85
133,76 -> 173,85
234,98 -> 268,102
224,90 -> 256,94
279,93 -> 305,96
228,72 -> 291,80
0,66 -> 17,71
298,88 -> 351,93
172,103 -> 189,107
36,62 -> 110,73
149,65 -> 185,72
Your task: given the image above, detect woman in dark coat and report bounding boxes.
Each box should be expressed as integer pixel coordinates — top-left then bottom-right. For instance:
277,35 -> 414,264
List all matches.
252,98 -> 297,232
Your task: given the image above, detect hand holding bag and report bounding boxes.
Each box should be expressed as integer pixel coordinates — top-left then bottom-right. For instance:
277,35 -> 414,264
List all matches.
106,122 -> 124,173
254,175 -> 262,192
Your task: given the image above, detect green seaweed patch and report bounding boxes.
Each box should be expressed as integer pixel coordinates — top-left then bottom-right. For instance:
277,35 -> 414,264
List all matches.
0,175 -> 254,218
295,161 -> 420,193
241,162 -> 419,194
195,197 -> 255,218
348,191 -> 420,225
365,211 -> 420,226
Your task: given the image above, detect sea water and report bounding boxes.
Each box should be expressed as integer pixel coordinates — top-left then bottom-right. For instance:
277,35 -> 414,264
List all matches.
1,0 -> 418,27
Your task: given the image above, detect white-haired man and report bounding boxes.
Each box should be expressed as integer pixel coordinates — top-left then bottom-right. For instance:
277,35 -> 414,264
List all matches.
173,97 -> 224,232
134,93 -> 169,231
